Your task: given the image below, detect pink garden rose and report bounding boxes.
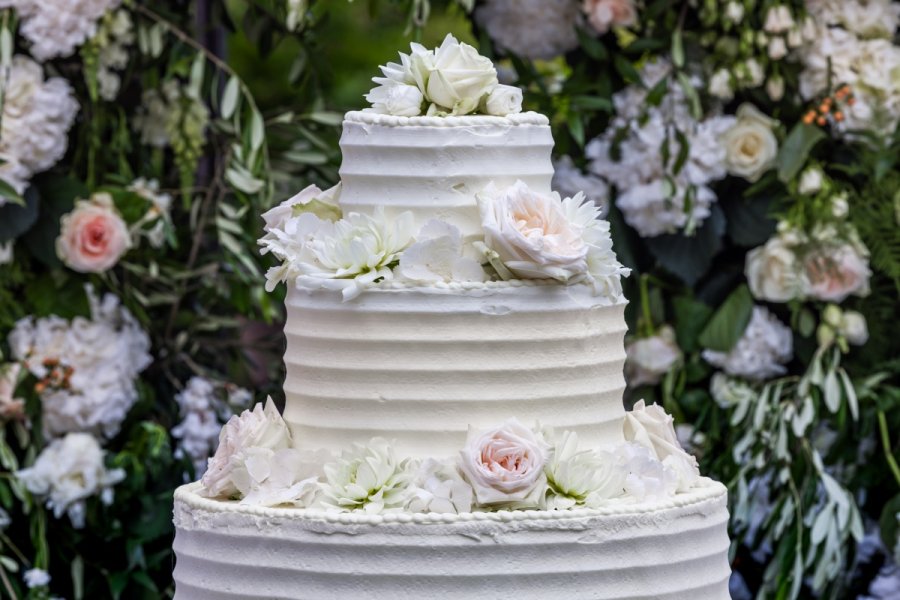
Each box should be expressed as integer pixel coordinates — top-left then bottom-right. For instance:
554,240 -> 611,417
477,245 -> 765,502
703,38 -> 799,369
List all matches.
56,193 -> 132,273
458,418 -> 549,507
802,243 -> 871,303
583,0 -> 637,35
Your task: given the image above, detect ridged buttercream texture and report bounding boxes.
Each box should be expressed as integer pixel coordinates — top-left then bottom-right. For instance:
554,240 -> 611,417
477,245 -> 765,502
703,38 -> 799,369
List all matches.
173,481 -> 732,600
283,283 -> 628,458
338,110 -> 554,241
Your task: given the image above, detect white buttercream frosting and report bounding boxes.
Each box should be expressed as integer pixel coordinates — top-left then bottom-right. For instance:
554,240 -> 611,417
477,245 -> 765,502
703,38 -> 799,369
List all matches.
173,479 -> 732,599
282,283 -> 628,459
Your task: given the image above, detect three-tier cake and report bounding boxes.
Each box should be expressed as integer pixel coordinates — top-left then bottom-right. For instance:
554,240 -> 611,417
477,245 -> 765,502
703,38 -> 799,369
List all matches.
172,34 -> 732,600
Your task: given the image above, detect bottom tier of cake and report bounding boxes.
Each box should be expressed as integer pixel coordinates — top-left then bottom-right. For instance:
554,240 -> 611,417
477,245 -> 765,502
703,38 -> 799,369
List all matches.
172,480 -> 732,600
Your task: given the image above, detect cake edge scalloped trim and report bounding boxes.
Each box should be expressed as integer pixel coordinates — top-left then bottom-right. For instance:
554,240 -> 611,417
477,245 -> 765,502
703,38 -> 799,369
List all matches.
344,110 -> 550,128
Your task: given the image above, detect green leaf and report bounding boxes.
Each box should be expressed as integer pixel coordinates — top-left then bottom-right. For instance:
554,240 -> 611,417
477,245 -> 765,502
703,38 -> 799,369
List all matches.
567,112 -> 585,147
221,76 -> 240,119
672,28 -> 685,68
720,194 -> 777,247
614,55 -> 642,85
778,123 -> 826,183
0,177 -> 23,206
575,27 -> 608,61
880,494 -> 900,552
188,52 -> 205,99
644,204 -> 725,285
307,111 -> 344,126
570,95 -> 613,112
71,555 -> 84,600
673,296 -> 714,353
0,187 -> 39,242
249,110 -> 265,153
676,72 -> 701,119
698,285 -> 754,352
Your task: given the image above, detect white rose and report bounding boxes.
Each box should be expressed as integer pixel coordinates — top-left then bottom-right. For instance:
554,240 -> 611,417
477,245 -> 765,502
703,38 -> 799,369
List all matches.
478,180 -> 589,281
544,430 -> 627,509
768,36 -> 788,60
802,243 -> 871,302
482,84 -> 523,116
745,233 -> 803,303
397,220 -> 486,284
366,83 -> 424,117
422,34 -> 498,115
458,418 -> 549,507
798,167 -> 824,195
623,400 -> 700,492
764,6 -> 794,33
56,193 -> 132,273
722,103 -> 778,182
624,326 -> 682,387
709,69 -> 734,101
200,399 -> 293,499
840,311 -> 869,346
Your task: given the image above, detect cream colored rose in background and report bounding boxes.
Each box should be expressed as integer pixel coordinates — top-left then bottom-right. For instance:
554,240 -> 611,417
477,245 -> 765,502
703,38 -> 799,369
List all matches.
423,34 -> 498,115
458,418 -> 549,507
583,0 -> 637,35
624,326 -> 682,387
745,234 -> 802,303
56,193 -> 132,273
802,243 -> 871,302
722,103 -> 779,182
623,400 -> 700,492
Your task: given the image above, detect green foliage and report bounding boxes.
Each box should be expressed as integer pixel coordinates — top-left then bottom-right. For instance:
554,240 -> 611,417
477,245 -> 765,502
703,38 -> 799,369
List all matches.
698,285 -> 753,352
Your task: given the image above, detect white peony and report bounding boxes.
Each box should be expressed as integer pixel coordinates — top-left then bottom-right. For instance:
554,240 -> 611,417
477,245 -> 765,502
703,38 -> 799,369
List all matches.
801,242 -> 871,303
625,325 -> 682,387
366,83 -> 424,117
482,84 -> 523,116
16,433 -> 125,528
722,104 -> 779,182
422,34 -> 498,115
294,208 -> 416,301
0,56 -> 78,201
200,399 -> 293,498
8,288 -> 151,439
397,220 -> 486,284
475,0 -> 581,60
745,233 -> 803,303
406,458 -> 474,515
623,401 -> 700,493
458,418 -> 549,508
321,438 -> 414,513
23,568 -> 51,589
544,430 -> 627,509
702,306 -> 793,381
0,363 -> 24,421
234,447 -> 324,508
616,442 -> 678,501
0,0 -> 120,60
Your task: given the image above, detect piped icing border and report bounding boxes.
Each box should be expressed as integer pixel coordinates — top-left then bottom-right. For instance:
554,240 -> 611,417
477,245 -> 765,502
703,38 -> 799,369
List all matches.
345,110 -> 549,128
175,479 -> 727,526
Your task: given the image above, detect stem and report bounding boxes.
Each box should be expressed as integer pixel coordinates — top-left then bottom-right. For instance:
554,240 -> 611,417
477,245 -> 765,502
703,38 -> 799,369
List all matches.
878,410 -> 900,488
0,564 -> 18,600
639,274 -> 654,336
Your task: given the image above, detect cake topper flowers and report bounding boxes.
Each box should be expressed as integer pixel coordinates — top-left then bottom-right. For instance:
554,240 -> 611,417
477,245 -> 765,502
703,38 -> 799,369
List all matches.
365,33 -> 523,117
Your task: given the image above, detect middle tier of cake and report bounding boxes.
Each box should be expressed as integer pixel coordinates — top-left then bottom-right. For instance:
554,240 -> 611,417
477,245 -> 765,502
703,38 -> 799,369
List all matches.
283,281 -> 628,458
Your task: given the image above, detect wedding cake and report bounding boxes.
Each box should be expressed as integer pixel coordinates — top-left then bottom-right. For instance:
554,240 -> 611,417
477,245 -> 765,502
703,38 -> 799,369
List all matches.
172,35 -> 732,600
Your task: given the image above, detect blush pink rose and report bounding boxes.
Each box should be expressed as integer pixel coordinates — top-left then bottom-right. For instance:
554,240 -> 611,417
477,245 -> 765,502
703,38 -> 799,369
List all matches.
583,0 -> 638,35
56,193 -> 132,273
802,244 -> 871,303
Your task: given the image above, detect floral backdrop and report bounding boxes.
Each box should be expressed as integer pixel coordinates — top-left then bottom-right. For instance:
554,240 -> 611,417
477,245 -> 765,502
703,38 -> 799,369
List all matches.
0,0 -> 898,598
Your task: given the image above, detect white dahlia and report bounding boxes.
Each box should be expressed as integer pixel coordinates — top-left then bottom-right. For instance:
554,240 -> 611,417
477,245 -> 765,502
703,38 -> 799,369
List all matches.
321,438 -> 415,513
544,430 -> 627,509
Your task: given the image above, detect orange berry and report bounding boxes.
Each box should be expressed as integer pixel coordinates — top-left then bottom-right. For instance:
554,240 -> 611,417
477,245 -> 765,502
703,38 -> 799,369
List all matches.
817,116 -> 827,126
847,97 -> 856,106
834,111 -> 845,122
803,113 -> 816,125
35,382 -> 46,393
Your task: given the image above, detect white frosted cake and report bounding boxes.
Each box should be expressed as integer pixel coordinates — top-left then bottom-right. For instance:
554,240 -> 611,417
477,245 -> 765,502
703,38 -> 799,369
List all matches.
173,35 -> 732,600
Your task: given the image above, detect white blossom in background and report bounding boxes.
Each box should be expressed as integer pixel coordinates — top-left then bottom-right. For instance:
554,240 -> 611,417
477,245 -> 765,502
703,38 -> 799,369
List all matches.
406,458 -> 474,514
321,438 -> 415,513
807,0 -> 900,40
397,220 -> 486,284
128,178 -> 173,248
23,568 -> 51,589
0,241 -> 13,265
0,56 -> 78,206
0,0 -> 120,60
476,0 -> 581,60
16,432 -> 125,528
721,104 -> 779,182
552,156 -> 609,215
709,372 -> 758,410
745,230 -> 804,303
134,86 -> 172,147
0,363 -> 25,421
582,0 -> 638,35
703,306 -> 793,381
802,240 -> 872,303
171,377 -> 239,477
625,325 -> 682,387
93,9 -> 135,101
860,563 -> 900,600
586,59 -> 734,237
8,288 -> 152,438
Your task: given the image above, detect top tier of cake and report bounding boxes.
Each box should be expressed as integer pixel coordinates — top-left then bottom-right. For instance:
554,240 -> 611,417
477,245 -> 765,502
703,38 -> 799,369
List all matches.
338,110 -> 555,240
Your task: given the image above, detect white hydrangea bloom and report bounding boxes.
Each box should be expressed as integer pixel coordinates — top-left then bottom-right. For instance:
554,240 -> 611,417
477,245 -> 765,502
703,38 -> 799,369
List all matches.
171,377 -> 238,477
406,458 -> 474,515
0,0 -> 120,60
586,59 -> 734,237
16,433 -> 125,528
544,430 -> 628,509
476,0 -> 581,60
8,288 -> 152,439
321,438 -> 415,514
625,325 -> 683,387
703,306 -> 793,381
0,56 -> 78,206
552,156 -> 609,215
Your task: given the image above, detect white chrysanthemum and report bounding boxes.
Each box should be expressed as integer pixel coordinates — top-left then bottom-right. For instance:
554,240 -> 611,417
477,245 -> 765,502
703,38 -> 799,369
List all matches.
16,433 -> 125,528
625,325 -> 683,387
586,60 -> 734,237
552,156 -> 609,215
0,0 -> 120,60
544,430 -> 627,509
295,208 -> 416,301
171,377 -> 243,477
0,56 -> 78,204
703,306 -> 793,381
321,438 -> 415,514
8,288 -> 151,439
476,0 -> 581,60
406,458 -> 474,514
397,220 -> 486,284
